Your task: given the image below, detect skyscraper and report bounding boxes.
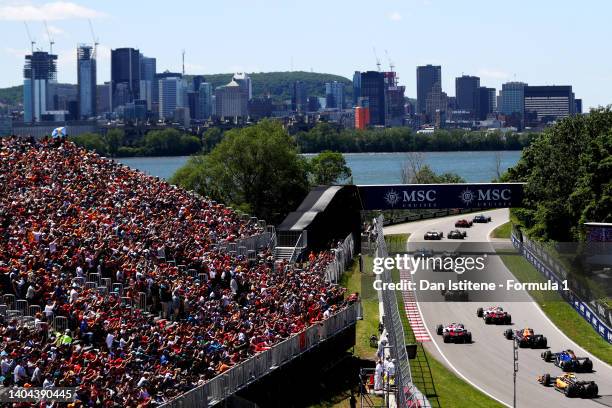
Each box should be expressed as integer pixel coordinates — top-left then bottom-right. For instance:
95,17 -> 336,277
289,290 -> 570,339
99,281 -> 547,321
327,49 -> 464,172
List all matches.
455,75 -> 480,115
215,79 -> 248,118
292,81 -> 308,112
111,48 -> 140,109
352,71 -> 361,107
158,74 -> 184,120
524,85 -> 575,126
360,71 -> 385,126
425,83 -> 448,121
499,82 -> 527,117
416,65 -> 441,115
139,55 -> 156,111
97,82 -> 111,114
198,82 -> 213,119
325,81 -> 345,109
384,72 -> 405,126
477,87 -> 496,120
77,45 -> 96,119
232,73 -> 252,100
23,51 -> 57,122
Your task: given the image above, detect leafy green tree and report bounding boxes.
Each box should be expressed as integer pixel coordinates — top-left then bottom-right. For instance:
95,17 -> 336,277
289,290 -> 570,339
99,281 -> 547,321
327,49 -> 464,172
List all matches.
309,151 -> 352,185
506,107 -> 612,241
105,129 -> 124,157
71,133 -> 108,155
170,120 -> 309,223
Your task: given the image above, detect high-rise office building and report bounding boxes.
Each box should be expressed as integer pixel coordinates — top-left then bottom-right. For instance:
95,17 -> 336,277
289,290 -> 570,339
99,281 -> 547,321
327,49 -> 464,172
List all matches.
77,45 -> 96,119
416,65 -> 441,115
352,71 -> 361,107
384,72 -> 405,126
477,87 -> 496,120
23,51 -> 58,122
455,75 -> 480,115
215,79 -> 248,117
97,82 -> 111,114
111,48 -> 140,109
158,74 -> 184,120
232,73 -> 252,100
198,82 -> 213,119
524,85 -> 575,125
359,71 -> 385,126
292,81 -> 308,112
575,99 -> 583,114
425,83 -> 448,121
139,55 -> 156,111
499,82 -> 527,117
325,81 -> 345,109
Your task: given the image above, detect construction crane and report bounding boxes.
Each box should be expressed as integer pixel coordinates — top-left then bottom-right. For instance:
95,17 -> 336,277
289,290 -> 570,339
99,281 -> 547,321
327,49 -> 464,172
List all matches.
23,22 -> 36,53
43,20 -> 54,54
88,19 -> 99,59
372,47 -> 381,71
385,49 -> 395,72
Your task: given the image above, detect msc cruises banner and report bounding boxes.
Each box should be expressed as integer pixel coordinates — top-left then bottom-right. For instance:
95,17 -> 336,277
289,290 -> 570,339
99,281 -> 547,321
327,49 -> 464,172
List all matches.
357,183 -> 525,210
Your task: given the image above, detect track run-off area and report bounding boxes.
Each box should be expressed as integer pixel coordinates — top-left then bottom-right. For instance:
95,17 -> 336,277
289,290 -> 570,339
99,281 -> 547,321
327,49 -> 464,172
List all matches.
384,208 -> 612,408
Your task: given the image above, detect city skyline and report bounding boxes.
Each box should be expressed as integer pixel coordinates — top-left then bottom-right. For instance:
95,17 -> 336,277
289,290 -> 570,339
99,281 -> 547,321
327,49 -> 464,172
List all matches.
1,1 -> 611,109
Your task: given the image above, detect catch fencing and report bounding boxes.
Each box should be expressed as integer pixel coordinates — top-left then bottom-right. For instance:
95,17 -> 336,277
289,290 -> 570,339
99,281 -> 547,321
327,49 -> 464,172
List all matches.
159,302 -> 359,408
374,215 -> 430,407
511,230 -> 612,344
325,233 -> 355,283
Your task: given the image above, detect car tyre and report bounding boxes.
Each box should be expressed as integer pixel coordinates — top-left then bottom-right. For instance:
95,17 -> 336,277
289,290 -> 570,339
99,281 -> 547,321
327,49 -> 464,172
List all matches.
476,307 -> 483,317
542,350 -> 552,362
582,358 -> 593,372
504,329 -> 513,340
565,384 -> 578,398
541,373 -> 551,386
436,324 -> 443,335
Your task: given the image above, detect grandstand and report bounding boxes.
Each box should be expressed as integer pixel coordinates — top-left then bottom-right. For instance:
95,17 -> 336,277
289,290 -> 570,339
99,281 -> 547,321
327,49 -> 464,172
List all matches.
0,137 -> 357,407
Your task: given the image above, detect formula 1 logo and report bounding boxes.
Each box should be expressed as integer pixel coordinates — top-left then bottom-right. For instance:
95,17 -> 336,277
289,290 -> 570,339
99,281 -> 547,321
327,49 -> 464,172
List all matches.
384,189 -> 400,207
459,188 -> 475,205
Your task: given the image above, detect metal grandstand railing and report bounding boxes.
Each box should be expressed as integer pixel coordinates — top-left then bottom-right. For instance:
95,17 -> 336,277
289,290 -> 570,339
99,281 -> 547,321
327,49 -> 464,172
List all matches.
325,233 -> 355,283
374,215 -> 430,407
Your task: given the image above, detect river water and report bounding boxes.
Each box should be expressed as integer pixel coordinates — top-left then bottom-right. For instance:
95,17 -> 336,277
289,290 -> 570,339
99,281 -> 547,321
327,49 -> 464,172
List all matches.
117,151 -> 522,184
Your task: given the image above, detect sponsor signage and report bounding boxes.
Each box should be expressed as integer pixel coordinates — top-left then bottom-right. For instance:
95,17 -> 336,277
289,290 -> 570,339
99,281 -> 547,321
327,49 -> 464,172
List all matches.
358,183 -> 525,210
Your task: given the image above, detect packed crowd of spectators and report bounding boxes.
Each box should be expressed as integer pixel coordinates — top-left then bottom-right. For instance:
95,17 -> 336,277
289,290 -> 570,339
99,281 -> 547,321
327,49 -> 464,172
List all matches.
0,137 -> 349,407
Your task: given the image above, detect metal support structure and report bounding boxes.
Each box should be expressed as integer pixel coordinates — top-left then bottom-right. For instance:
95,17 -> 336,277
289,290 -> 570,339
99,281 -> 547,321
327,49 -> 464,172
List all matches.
513,337 -> 519,408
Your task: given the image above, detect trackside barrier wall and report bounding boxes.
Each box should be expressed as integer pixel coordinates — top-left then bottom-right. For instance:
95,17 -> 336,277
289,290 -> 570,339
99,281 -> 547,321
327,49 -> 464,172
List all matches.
374,215 -> 430,408
159,303 -> 359,408
511,232 -> 612,344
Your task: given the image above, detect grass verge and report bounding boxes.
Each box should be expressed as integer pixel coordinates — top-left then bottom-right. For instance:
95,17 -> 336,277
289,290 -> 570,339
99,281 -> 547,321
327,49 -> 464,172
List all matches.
497,249 -> 611,364
491,222 -> 511,239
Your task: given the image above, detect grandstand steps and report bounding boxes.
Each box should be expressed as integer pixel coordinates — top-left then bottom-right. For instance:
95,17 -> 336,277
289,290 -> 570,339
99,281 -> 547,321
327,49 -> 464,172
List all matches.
273,246 -> 294,261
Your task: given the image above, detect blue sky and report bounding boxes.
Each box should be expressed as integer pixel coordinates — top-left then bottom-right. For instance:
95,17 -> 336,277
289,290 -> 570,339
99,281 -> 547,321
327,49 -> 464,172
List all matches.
1,0 -> 610,108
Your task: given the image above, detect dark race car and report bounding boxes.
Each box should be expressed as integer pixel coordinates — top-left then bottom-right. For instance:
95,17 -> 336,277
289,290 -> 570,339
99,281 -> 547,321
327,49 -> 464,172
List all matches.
541,349 -> 593,372
447,230 -> 467,239
442,289 -> 469,301
455,219 -> 473,228
424,231 -> 443,240
414,247 -> 434,258
504,327 -> 547,348
472,214 -> 492,223
436,323 -> 472,344
477,306 -> 512,324
537,373 -> 598,398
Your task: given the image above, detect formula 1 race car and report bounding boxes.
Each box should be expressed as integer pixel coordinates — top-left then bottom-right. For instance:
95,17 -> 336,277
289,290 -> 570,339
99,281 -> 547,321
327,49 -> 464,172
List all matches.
447,230 -> 467,239
504,327 -> 547,348
476,306 -> 512,324
424,231 -> 443,240
541,349 -> 593,372
441,289 -> 469,301
454,219 -> 473,228
537,373 -> 598,398
436,323 -> 472,343
472,214 -> 492,223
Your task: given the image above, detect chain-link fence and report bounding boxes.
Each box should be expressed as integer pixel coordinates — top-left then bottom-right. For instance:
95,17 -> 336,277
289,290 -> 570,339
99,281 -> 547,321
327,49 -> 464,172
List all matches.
512,229 -> 612,344
374,215 -> 430,407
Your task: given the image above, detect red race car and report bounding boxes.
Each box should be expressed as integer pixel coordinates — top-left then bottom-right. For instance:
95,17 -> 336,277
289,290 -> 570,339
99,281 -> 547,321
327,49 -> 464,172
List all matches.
455,219 -> 473,228
436,323 -> 472,343
477,306 -> 512,324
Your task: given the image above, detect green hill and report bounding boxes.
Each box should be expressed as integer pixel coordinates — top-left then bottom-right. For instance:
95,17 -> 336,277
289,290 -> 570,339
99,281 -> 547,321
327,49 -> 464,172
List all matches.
0,71 -> 352,106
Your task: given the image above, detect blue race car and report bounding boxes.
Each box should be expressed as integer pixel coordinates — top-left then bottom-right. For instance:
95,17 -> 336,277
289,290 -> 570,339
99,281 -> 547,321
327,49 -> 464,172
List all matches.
541,349 -> 593,372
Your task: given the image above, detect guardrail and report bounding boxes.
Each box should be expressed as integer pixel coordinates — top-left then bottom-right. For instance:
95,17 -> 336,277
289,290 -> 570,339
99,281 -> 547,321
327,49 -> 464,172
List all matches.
374,215 -> 430,407
160,302 -> 359,408
511,231 -> 612,344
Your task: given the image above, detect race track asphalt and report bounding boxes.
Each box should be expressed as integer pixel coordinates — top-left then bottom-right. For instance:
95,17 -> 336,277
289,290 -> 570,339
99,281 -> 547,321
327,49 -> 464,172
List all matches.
384,208 -> 612,408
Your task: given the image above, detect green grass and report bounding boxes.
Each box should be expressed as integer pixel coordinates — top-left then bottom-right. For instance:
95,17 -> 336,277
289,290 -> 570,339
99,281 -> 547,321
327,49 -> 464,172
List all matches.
498,250 -> 612,364
491,222 -> 511,239
385,233 -> 410,253
390,269 -> 505,408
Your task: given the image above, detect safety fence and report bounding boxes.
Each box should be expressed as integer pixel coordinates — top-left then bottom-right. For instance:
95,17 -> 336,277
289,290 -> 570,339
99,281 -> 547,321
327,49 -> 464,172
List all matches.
374,215 -> 430,408
365,208 -> 482,227
159,302 -> 359,408
511,231 -> 612,344
325,233 -> 355,283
